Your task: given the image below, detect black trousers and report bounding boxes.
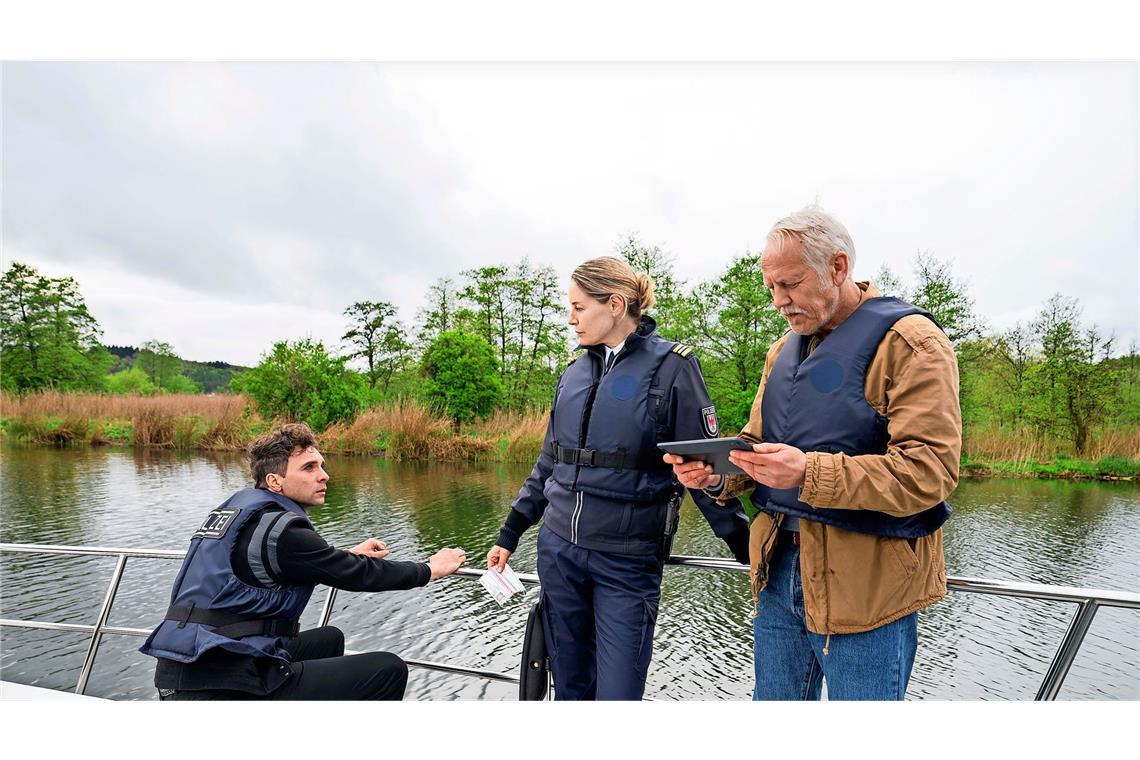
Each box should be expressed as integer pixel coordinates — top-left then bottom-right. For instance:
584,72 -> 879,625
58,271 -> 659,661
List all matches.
165,626 -> 409,701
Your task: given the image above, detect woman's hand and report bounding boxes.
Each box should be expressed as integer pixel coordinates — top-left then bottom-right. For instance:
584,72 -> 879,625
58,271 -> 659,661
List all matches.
663,453 -> 723,490
487,545 -> 512,572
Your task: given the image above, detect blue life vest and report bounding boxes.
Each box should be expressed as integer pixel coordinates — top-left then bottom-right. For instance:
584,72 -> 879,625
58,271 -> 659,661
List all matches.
550,323 -> 680,503
757,297 -> 952,538
139,489 -> 315,664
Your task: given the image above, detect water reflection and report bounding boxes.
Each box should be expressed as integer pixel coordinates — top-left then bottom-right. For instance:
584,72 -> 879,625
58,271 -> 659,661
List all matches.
1,447 -> 1136,700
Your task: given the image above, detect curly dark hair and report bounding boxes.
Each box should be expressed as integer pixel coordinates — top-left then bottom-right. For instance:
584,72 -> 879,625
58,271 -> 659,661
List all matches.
248,423 -> 318,489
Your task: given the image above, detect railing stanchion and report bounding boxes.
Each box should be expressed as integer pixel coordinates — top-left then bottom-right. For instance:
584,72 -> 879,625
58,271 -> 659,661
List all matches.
75,553 -> 129,696
318,587 -> 339,628
1036,599 -> 1100,701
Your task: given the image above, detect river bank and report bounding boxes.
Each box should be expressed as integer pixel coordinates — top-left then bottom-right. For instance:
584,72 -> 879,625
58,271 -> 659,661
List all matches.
1,391 -> 1136,480
0,391 -> 546,463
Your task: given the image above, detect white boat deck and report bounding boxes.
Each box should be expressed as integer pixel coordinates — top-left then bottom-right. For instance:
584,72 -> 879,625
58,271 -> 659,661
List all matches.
0,681 -> 102,700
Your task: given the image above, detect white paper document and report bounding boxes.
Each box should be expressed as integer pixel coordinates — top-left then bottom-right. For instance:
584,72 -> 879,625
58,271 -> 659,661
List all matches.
479,564 -> 527,605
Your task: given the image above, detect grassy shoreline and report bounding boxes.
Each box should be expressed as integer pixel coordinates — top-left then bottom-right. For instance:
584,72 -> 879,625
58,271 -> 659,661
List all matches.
2,391 -> 1136,481
0,391 -> 547,464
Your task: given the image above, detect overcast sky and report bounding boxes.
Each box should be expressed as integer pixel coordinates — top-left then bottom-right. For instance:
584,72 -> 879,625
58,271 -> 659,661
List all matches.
3,62 -> 1137,366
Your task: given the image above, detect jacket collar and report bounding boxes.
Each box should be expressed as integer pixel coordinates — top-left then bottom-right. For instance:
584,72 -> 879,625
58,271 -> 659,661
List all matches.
579,314 -> 658,360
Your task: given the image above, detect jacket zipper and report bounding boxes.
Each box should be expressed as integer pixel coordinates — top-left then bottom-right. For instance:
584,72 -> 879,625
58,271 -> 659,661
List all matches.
821,523 -> 831,655
569,345 -> 628,544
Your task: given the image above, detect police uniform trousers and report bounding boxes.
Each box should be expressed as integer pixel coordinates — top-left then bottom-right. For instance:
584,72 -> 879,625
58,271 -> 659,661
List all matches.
162,626 -> 409,701
537,525 -> 663,701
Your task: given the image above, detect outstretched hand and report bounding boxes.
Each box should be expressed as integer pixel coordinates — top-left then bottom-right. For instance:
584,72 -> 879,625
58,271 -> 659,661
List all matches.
428,547 -> 467,580
349,538 -> 390,559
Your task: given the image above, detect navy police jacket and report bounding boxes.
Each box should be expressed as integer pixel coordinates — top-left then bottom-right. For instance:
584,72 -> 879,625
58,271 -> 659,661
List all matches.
139,489 -> 315,665
756,297 -> 952,538
497,315 -> 748,557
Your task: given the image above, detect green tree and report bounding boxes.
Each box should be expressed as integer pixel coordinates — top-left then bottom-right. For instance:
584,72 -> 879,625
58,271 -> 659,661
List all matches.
453,259 -> 565,411
908,252 -> 983,346
682,254 -> 786,430
1027,294 -> 1119,454
233,339 -> 366,431
615,234 -> 686,339
461,265 -> 512,375
181,360 -> 244,393
105,366 -> 159,395
872,263 -> 906,299
504,258 -> 565,409
342,301 -> 411,391
415,277 -> 461,350
990,322 -> 1035,426
134,339 -> 203,392
136,340 -> 181,388
421,330 -> 503,433
0,261 -> 111,391
162,374 -> 203,393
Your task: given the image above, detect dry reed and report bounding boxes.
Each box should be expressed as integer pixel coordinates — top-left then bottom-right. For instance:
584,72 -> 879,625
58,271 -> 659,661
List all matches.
5,391 -> 1134,471
1,390 -> 245,421
475,409 -> 548,462
1,390 -> 249,449
318,402 -> 498,460
963,423 -> 1140,463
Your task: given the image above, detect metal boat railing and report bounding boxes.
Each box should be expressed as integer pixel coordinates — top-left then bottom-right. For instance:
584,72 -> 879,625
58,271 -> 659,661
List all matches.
1,542 -> 1137,700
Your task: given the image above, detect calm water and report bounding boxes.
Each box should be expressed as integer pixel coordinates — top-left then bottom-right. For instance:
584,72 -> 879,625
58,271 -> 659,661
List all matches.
1,446 -> 1137,700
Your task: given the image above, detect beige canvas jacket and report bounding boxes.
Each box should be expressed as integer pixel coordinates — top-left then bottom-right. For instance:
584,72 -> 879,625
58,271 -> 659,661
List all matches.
714,282 -> 961,635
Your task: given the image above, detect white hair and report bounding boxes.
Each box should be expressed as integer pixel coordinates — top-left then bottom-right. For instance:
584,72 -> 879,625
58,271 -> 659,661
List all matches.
766,205 -> 856,278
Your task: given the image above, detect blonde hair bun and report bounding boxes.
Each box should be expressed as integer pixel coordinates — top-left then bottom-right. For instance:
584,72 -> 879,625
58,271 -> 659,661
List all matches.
571,256 -> 656,320
636,273 -> 656,312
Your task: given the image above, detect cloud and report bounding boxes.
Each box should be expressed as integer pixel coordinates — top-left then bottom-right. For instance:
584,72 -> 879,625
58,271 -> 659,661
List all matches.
3,62 -> 1136,362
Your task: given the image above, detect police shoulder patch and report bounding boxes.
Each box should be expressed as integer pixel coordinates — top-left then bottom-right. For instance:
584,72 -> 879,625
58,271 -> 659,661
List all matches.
670,343 -> 694,358
700,405 -> 719,437
192,507 -> 240,540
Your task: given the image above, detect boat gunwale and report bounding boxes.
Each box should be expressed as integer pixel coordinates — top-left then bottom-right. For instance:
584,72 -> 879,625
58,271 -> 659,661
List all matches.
2,541 -> 1138,700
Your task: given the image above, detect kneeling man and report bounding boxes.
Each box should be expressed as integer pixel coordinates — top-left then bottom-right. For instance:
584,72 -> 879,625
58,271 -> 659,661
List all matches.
141,423 -> 466,700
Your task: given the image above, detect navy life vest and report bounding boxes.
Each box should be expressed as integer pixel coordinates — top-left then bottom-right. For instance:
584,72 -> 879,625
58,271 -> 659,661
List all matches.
756,297 -> 952,538
550,318 -> 683,503
139,488 -> 315,664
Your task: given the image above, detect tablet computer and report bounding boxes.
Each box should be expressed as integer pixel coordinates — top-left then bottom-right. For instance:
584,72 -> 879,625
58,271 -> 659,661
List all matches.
657,437 -> 755,475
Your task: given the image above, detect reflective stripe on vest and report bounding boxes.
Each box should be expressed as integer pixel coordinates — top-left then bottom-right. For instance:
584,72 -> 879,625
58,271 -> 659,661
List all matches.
138,488 -> 316,664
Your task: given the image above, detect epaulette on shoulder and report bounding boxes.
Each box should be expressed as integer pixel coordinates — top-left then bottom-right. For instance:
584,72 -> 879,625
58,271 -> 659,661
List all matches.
567,354 -> 580,366
670,343 -> 694,359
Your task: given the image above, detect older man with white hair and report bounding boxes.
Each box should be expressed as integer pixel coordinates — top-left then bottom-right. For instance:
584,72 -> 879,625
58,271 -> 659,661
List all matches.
666,206 -> 961,700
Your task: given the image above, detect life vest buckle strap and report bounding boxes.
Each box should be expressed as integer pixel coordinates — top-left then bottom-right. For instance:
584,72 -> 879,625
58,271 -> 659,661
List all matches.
164,604 -> 299,640
176,602 -> 196,629
555,444 -> 665,471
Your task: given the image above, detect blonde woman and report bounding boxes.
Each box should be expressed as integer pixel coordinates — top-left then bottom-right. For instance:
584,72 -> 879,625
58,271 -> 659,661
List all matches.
487,256 -> 749,700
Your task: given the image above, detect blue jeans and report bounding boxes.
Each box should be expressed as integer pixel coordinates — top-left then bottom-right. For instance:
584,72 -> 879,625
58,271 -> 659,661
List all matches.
753,530 -> 917,700
537,526 -> 663,700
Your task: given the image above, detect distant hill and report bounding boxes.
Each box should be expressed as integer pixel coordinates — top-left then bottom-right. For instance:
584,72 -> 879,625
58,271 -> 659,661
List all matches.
103,345 -> 250,393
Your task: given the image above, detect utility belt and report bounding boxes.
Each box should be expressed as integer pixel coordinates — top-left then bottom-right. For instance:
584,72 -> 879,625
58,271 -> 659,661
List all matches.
165,604 -> 300,640
553,443 -> 665,472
